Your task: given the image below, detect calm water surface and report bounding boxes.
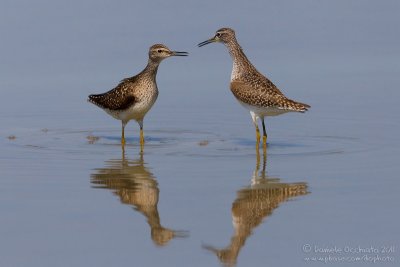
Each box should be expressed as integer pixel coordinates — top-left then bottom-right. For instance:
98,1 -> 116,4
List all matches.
1,1 -> 399,266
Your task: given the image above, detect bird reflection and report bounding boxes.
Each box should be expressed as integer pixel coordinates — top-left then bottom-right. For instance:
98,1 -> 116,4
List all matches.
90,149 -> 187,246
203,148 -> 309,266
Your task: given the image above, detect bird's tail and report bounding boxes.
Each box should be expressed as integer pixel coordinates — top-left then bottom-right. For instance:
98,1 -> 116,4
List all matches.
287,99 -> 310,112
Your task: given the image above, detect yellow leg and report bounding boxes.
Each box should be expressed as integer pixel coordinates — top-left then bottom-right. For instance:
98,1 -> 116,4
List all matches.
261,145 -> 267,178
140,128 -> 145,146
121,141 -> 126,156
121,122 -> 126,145
256,140 -> 260,170
137,121 -> 145,153
262,135 -> 267,154
261,117 -> 267,153
256,127 -> 261,158
256,127 -> 261,144
139,128 -> 144,153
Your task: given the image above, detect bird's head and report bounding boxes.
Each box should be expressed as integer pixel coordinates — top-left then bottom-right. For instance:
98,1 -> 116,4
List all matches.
198,28 -> 236,47
149,44 -> 188,62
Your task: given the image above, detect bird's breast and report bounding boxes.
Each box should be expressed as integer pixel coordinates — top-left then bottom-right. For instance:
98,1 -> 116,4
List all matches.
231,62 -> 241,81
136,84 -> 158,110
116,84 -> 158,122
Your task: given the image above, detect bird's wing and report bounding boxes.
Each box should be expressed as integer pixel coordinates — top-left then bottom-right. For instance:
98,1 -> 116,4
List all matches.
230,81 -> 310,112
88,80 -> 137,111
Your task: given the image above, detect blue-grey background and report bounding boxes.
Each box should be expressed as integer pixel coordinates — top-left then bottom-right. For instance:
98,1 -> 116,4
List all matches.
1,0 -> 399,266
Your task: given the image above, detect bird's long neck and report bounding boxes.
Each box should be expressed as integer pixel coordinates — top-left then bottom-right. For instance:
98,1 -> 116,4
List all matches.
225,39 -> 256,81
142,59 -> 160,81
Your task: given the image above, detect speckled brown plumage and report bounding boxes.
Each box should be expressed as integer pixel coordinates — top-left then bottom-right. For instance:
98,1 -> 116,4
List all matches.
88,44 -> 187,146
220,28 -> 310,112
88,76 -> 139,111
198,28 -> 310,144
230,81 -> 310,112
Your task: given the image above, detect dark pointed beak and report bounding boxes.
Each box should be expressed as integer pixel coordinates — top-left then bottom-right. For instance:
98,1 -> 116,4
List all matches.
198,37 -> 217,47
202,244 -> 219,254
171,51 -> 189,56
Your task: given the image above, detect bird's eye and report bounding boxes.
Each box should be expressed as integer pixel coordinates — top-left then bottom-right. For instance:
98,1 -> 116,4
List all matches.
216,32 -> 221,37
157,49 -> 162,53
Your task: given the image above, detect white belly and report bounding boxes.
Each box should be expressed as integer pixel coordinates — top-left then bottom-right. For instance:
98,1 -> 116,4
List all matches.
237,100 -> 292,117
119,98 -> 156,121
105,92 -> 158,123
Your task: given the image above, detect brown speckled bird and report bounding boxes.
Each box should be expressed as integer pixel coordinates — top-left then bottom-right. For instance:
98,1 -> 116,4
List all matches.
88,44 -> 188,146
198,28 -> 310,148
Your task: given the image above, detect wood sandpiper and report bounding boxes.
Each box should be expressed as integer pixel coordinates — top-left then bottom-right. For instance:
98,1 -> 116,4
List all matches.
88,44 -> 188,147
198,28 -> 310,150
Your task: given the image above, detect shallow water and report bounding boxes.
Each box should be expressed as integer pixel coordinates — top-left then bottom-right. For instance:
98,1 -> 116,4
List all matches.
1,1 -> 400,266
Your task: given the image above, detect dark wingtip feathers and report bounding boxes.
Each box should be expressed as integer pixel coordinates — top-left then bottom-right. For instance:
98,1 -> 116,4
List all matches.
284,99 -> 310,113
296,102 -> 311,113
87,94 -> 100,106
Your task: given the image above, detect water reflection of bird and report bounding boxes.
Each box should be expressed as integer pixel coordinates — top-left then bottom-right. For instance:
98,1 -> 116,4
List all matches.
90,150 -> 187,246
203,150 -> 309,266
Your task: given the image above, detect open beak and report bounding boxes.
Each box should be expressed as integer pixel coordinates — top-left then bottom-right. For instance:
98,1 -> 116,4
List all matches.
198,37 -> 217,47
171,51 -> 189,56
